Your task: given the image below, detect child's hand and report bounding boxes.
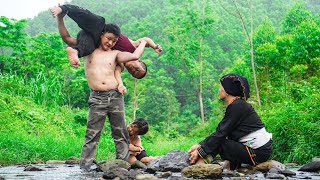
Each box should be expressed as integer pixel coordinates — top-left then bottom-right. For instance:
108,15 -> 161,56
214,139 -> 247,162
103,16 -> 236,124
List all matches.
118,84 -> 127,95
154,44 -> 162,54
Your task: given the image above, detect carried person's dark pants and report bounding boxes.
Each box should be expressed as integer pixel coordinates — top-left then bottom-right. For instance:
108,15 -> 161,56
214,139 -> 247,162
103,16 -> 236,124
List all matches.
210,139 -> 272,170
60,4 -> 104,57
80,90 -> 130,170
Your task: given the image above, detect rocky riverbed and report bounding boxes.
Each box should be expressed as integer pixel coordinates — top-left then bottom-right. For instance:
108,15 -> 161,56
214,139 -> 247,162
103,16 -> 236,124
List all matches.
0,150 -> 319,180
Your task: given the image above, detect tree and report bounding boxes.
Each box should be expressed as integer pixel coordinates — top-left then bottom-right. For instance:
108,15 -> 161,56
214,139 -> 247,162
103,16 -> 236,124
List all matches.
218,0 -> 261,106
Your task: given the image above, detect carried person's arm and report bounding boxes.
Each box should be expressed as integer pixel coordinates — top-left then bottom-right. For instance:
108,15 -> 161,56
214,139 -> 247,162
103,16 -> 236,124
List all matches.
130,37 -> 162,54
116,40 -> 147,63
115,66 -> 126,95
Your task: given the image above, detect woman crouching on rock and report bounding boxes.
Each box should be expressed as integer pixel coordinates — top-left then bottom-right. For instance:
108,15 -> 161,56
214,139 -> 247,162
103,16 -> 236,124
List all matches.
188,73 -> 272,170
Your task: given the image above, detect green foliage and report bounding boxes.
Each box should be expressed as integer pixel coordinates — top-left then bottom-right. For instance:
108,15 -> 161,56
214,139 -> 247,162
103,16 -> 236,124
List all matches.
263,80 -> 320,163
282,3 -> 312,34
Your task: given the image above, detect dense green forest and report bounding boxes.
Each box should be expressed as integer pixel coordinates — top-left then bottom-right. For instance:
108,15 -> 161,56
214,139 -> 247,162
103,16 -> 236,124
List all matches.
0,0 -> 319,165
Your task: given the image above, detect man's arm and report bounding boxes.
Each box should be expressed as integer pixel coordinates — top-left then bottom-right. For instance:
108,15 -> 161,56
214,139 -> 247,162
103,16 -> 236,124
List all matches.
116,40 -> 147,63
130,37 -> 162,54
57,14 -> 77,47
115,66 -> 126,95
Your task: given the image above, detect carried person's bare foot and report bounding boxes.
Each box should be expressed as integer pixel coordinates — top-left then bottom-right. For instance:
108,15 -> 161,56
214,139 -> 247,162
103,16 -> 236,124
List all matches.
66,47 -> 81,68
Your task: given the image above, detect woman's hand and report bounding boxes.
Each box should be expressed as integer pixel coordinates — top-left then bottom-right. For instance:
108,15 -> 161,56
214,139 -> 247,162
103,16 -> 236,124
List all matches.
188,144 -> 201,164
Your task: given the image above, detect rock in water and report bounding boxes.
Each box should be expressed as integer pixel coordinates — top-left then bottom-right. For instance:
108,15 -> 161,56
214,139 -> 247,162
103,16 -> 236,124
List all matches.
182,164 -> 222,179
97,159 -> 130,172
254,160 -> 286,172
298,161 -> 320,172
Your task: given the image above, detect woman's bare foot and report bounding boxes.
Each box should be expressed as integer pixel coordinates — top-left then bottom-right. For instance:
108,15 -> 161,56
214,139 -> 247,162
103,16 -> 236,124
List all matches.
66,47 -> 80,67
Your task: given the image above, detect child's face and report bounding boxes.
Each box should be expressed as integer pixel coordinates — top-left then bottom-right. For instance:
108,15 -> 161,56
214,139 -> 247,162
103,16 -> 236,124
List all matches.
127,123 -> 139,136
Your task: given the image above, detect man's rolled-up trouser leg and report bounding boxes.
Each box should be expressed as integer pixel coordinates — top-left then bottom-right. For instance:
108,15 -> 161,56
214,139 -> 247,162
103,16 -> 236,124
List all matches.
80,94 -> 107,170
107,90 -> 130,161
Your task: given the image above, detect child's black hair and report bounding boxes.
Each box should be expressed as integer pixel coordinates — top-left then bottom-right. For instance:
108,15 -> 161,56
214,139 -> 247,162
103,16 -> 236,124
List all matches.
132,118 -> 149,135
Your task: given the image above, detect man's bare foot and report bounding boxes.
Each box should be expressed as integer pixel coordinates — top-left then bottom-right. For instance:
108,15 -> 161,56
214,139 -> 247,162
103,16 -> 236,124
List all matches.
50,6 -> 62,17
66,47 -> 81,68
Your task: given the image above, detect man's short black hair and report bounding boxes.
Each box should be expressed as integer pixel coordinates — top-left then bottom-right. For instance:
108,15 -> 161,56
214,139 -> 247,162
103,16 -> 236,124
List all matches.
137,61 -> 147,79
103,23 -> 121,37
132,118 -> 149,135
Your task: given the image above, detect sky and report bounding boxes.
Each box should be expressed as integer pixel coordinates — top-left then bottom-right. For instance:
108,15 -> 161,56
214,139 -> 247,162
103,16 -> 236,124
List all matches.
0,0 -> 69,20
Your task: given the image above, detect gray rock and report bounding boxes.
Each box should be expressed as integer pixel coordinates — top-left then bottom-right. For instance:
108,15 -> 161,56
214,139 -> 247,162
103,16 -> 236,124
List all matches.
155,171 -> 172,178
266,172 -> 286,179
136,174 -> 159,180
298,161 -> 320,172
269,167 -> 279,173
254,160 -> 286,172
0,175 -> 4,180
97,159 -> 131,172
147,150 -> 189,173
46,160 -> 66,164
131,160 -> 147,169
65,156 -> 79,165
102,167 -> 129,179
24,165 -> 44,171
182,164 -> 222,179
312,158 -> 320,162
279,169 -> 296,176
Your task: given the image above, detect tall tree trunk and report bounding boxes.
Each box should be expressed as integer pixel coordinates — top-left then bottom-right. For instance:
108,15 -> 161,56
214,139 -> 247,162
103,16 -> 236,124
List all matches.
132,79 -> 137,120
249,0 -> 261,106
199,0 -> 205,124
220,0 -> 262,106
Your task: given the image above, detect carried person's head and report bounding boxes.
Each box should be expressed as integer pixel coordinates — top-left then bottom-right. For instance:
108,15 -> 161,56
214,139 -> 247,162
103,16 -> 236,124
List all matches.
100,23 -> 121,51
127,118 -> 149,136
219,73 -> 250,101
125,60 -> 147,79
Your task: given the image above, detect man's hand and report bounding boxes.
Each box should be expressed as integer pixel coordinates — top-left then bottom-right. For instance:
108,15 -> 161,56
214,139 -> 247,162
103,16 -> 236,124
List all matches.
50,6 -> 62,17
118,84 -> 127,95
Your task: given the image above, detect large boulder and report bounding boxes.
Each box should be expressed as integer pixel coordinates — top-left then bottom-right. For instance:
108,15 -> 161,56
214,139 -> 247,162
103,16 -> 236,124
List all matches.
147,149 -> 190,173
181,164 -> 222,179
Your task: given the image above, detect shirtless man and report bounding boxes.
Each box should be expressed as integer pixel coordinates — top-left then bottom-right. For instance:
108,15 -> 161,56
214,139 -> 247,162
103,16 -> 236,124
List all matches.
79,23 -> 147,171
50,4 -> 162,79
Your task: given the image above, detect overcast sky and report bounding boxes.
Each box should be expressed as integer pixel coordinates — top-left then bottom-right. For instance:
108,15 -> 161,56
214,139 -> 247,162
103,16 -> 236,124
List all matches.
0,0 -> 69,20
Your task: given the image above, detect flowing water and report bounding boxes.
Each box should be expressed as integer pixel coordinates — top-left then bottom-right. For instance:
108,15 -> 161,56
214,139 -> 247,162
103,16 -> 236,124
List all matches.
0,164 -> 320,180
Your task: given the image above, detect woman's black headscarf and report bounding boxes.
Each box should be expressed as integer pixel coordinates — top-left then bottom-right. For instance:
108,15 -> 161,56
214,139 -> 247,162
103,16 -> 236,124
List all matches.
220,73 -> 250,100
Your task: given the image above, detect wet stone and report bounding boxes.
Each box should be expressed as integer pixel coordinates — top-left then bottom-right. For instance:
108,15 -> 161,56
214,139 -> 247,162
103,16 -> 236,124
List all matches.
46,160 -> 66,164
65,156 -> 80,165
102,167 -> 129,180
135,174 -> 159,180
155,171 -> 172,178
298,161 -> 320,172
24,165 -> 44,171
266,172 -> 286,179
279,169 -> 296,176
